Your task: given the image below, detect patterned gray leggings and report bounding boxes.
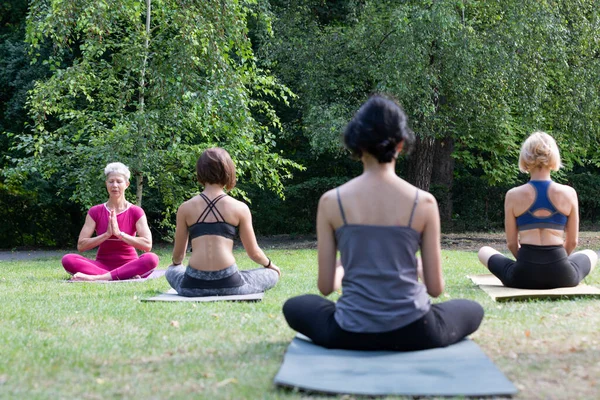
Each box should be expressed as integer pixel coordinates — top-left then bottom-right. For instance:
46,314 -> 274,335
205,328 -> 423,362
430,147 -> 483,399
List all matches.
165,264 -> 279,297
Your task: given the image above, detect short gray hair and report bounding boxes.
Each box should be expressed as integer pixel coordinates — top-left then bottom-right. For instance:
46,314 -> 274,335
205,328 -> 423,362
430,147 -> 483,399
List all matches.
104,162 -> 131,181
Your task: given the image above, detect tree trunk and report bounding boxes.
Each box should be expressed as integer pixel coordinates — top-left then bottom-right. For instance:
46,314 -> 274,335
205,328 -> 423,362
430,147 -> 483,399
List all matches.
134,0 -> 151,208
431,136 -> 454,225
405,135 -> 436,191
136,172 -> 144,206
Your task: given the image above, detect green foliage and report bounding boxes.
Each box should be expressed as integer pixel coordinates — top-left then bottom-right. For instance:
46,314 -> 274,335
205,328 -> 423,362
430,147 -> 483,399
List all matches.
6,0 -> 301,221
267,0 -> 600,187
569,172 -> 600,225
244,176 -> 349,234
443,176 -> 510,232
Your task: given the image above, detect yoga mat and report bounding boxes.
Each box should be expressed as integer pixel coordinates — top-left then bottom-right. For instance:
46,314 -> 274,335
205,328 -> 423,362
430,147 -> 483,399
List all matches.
274,335 -> 517,397
142,288 -> 263,302
469,274 -> 600,302
67,269 -> 166,283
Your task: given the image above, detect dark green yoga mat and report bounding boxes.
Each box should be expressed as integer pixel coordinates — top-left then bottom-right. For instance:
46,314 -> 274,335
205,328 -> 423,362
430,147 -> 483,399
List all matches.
274,336 -> 517,397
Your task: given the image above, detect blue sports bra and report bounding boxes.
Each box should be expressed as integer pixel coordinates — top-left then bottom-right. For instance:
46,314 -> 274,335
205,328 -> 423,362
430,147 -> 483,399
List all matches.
188,193 -> 237,240
515,180 -> 567,231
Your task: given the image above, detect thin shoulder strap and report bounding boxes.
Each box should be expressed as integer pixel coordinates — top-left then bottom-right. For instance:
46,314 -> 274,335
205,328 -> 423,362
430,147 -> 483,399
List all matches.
336,188 -> 347,225
197,193 -> 227,223
407,189 -> 420,228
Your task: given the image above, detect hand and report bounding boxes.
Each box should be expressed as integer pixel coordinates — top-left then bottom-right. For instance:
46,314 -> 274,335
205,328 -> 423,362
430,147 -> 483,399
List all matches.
110,209 -> 122,238
267,262 -> 281,277
105,212 -> 114,237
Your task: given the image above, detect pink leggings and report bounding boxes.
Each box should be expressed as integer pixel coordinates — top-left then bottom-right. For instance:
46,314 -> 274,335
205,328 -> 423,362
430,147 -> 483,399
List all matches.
62,253 -> 159,280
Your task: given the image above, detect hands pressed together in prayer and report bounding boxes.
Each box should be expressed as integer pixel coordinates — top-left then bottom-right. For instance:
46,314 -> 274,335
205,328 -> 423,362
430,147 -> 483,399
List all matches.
106,209 -> 123,239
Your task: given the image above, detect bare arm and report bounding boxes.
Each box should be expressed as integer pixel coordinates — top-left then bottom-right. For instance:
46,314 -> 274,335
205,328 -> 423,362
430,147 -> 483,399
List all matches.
419,193 -> 444,297
504,190 -> 520,258
77,213 -> 108,252
564,188 -> 579,255
317,191 -> 339,296
238,203 -> 280,275
170,204 -> 189,265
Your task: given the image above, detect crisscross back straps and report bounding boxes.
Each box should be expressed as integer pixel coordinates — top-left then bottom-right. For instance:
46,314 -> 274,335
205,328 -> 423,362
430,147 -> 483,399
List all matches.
197,193 -> 227,223
336,188 -> 347,225
407,190 -> 420,228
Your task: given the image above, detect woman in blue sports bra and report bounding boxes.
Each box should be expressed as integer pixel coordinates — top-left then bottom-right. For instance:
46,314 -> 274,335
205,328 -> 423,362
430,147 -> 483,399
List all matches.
478,131 -> 597,289
165,148 -> 280,297
282,95 -> 484,350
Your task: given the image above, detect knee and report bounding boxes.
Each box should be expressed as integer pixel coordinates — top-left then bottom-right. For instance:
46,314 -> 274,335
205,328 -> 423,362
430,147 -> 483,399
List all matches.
165,265 -> 183,290
477,246 -> 495,266
61,254 -> 77,271
464,300 -> 485,329
142,252 -> 160,268
282,296 -> 303,325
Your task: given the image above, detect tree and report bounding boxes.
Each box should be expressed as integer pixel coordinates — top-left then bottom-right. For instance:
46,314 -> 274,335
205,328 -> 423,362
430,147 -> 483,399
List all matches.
267,0 -> 600,224
7,0 -> 300,224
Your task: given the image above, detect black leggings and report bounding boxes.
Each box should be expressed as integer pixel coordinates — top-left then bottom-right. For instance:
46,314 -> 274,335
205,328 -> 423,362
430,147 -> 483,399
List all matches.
488,244 -> 592,289
282,294 -> 484,351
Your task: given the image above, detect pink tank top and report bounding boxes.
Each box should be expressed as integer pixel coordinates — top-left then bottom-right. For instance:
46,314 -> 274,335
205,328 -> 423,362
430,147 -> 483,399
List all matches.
88,204 -> 145,268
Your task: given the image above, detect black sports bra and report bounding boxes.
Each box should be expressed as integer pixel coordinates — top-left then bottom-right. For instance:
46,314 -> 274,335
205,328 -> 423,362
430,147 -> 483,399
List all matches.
188,194 -> 237,240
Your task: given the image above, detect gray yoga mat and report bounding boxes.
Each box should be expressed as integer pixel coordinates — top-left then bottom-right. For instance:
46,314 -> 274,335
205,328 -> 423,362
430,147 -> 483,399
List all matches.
67,269 -> 166,283
142,288 -> 263,302
274,335 -> 517,397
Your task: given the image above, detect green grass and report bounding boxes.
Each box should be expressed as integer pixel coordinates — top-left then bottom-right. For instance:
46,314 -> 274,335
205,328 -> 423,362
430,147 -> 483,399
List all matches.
1,248 -> 599,399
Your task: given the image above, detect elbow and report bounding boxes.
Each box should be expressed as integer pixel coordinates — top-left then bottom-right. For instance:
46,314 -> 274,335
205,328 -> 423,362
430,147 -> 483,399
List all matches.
427,280 -> 444,298
318,282 -> 333,297
427,287 -> 443,298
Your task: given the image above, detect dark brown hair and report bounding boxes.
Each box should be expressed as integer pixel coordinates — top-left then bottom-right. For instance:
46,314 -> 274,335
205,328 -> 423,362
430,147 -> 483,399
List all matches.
196,148 -> 236,190
344,94 -> 414,163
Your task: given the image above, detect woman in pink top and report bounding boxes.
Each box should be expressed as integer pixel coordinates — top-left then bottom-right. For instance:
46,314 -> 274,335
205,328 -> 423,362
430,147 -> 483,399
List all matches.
61,162 -> 159,281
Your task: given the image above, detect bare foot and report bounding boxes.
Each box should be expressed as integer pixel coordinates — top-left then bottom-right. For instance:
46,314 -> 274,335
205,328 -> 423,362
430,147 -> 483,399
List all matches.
71,272 -> 111,281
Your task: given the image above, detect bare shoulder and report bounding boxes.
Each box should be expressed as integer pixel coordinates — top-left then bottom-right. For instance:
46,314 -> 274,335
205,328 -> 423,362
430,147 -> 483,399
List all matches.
226,195 -> 251,216
552,181 -> 577,196
506,184 -> 526,197
178,196 -> 197,213
418,190 -> 438,206
319,188 -> 337,204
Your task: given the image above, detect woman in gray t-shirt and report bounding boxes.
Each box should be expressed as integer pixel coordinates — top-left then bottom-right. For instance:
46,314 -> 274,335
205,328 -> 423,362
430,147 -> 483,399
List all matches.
283,95 -> 483,350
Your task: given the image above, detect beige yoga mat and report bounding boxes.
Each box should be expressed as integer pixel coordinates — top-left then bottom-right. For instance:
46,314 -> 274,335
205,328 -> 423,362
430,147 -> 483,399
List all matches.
468,274 -> 600,301
142,288 -> 263,302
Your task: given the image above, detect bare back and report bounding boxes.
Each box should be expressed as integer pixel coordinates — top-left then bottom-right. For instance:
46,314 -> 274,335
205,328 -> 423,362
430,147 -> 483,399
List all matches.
505,181 -> 578,252
317,171 -> 444,297
172,190 -> 268,272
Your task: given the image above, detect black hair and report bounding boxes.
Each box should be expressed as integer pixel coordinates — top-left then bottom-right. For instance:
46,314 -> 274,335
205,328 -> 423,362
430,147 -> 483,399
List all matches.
343,94 -> 414,163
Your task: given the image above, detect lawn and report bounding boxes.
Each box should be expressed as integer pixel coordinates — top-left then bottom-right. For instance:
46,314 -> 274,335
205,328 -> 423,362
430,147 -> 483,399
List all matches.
0,246 -> 599,399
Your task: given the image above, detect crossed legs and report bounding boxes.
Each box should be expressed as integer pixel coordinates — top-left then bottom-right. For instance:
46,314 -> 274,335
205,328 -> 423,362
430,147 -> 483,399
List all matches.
62,253 -> 159,281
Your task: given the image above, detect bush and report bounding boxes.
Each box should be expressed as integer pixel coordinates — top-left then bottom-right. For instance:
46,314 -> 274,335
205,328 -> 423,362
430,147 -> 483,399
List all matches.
243,176 -> 349,235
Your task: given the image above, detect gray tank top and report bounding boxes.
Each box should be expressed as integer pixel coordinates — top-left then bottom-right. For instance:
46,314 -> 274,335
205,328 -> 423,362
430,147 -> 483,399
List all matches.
333,188 -> 431,333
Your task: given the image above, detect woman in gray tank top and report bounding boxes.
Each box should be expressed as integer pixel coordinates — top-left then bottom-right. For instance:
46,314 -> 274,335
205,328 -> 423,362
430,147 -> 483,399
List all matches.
282,95 -> 484,350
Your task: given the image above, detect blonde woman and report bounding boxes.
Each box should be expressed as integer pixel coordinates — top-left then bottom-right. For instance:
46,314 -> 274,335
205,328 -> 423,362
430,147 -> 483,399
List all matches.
478,132 -> 597,288
62,162 -> 159,281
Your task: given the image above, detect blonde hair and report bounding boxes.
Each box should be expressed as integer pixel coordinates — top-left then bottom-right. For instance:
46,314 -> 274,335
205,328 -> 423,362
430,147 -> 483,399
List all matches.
104,162 -> 131,182
518,131 -> 562,173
